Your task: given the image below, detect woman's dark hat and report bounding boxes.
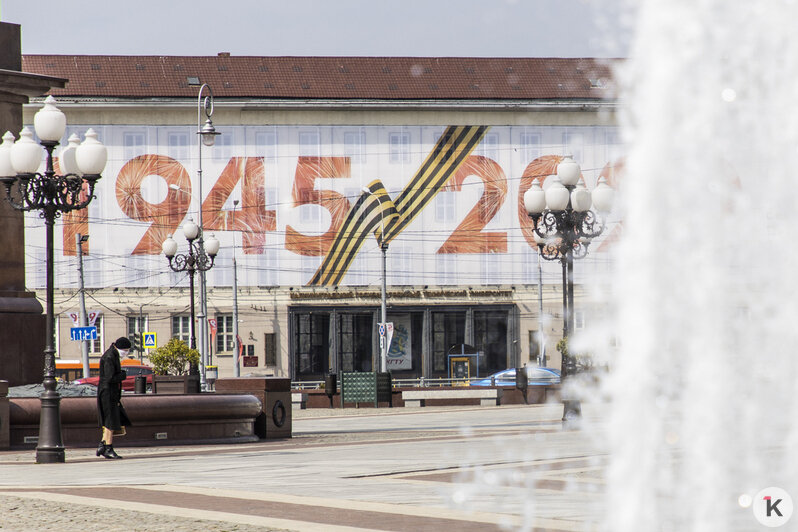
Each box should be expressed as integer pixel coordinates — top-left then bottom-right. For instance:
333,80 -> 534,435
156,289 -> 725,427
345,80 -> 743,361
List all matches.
114,337 -> 132,349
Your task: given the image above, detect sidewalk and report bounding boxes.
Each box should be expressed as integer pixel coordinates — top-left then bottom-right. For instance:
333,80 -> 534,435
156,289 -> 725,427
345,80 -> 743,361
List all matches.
0,404 -> 606,531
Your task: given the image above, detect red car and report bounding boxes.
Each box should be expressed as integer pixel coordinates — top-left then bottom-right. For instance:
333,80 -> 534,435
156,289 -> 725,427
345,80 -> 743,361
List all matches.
73,365 -> 154,392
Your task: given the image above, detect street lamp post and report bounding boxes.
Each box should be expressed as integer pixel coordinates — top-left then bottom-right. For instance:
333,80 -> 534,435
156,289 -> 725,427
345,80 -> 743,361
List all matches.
0,96 -> 107,463
163,222 -> 219,358
194,83 -> 220,390
162,222 -> 220,373
362,186 -> 388,373
523,155 -> 614,423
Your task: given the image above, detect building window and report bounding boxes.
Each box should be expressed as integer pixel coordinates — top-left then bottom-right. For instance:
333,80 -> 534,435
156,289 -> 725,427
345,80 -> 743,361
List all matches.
212,256 -> 232,287
389,132 -> 410,163
214,131 -> 233,162
264,333 -> 277,366
299,130 -> 320,157
167,131 -> 189,161
258,247 -> 277,286
477,133 -> 499,161
216,314 -> 235,353
435,191 -> 456,222
432,311 -> 465,374
90,316 -> 104,354
574,310 -> 585,330
605,130 -> 623,164
123,131 -> 146,161
344,130 -> 366,163
337,313 -> 373,373
294,312 -> 330,376
172,315 -> 190,343
125,256 -> 150,287
562,131 -> 585,163
520,131 -> 541,163
474,310 -> 509,375
84,256 -> 103,288
255,130 -> 277,162
436,254 -> 457,285
481,253 -> 500,285
390,247 -> 413,286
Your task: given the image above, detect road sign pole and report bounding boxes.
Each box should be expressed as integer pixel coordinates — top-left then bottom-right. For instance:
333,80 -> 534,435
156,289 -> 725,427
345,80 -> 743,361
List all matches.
76,233 -> 90,379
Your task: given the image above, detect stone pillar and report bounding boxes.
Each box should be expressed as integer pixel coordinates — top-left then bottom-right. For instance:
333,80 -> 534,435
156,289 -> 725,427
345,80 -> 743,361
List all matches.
0,23 -> 66,385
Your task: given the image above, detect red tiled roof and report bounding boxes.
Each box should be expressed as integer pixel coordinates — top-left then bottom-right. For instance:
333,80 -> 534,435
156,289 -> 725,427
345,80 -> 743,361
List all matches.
21,55 -> 615,101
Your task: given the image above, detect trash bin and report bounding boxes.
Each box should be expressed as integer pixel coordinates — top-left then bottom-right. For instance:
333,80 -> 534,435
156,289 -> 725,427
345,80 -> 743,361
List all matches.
206,366 -> 218,392
515,367 -> 528,404
325,374 -> 337,408
134,375 -> 147,394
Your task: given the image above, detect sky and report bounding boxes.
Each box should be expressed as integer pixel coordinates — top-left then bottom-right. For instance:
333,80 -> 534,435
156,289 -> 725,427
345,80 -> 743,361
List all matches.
2,0 -> 632,58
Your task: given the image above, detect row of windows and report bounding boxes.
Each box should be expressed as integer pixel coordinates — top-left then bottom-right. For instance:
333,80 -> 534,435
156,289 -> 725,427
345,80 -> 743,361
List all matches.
116,128 -> 622,165
60,314 -> 239,355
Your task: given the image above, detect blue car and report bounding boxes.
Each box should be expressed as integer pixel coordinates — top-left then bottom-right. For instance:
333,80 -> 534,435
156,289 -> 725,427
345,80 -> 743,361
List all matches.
470,367 -> 561,386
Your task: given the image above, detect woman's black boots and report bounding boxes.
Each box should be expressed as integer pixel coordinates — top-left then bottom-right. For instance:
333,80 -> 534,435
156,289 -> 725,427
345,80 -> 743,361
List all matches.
97,441 -> 122,459
103,445 -> 123,459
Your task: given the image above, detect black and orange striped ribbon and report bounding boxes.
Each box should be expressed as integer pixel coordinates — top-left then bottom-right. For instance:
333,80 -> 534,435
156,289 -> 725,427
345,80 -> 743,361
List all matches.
308,125 -> 488,286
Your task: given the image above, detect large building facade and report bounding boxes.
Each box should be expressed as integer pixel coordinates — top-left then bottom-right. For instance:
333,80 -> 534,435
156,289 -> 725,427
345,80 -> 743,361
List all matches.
19,55 -> 620,382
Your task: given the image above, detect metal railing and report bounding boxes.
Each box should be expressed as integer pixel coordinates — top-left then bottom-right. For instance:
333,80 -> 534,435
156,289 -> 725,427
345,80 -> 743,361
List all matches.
291,377 -> 478,390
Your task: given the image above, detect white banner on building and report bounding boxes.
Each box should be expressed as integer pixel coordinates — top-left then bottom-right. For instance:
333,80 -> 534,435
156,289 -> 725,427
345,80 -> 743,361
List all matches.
24,124 -> 621,290
386,314 -> 412,370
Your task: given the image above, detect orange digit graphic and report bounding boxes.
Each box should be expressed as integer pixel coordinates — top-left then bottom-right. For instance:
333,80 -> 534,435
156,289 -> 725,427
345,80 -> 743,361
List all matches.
202,157 -> 275,254
437,155 -> 508,254
517,155 -> 565,249
61,158 -> 90,256
116,155 -> 191,255
285,156 -> 352,256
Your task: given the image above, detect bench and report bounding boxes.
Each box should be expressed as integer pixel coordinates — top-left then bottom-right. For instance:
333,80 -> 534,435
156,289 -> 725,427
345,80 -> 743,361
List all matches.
401,388 -> 502,407
292,392 -> 307,410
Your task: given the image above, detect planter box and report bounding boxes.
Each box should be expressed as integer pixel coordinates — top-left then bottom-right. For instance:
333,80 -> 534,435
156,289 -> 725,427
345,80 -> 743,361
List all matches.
215,377 -> 292,439
152,374 -> 200,394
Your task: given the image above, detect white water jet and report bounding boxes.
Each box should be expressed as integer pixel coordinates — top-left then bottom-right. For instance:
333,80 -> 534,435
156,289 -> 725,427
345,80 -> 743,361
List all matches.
607,0 -> 798,529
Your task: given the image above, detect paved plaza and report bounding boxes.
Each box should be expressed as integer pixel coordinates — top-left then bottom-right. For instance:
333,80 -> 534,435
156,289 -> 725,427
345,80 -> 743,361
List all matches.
0,404 -> 607,531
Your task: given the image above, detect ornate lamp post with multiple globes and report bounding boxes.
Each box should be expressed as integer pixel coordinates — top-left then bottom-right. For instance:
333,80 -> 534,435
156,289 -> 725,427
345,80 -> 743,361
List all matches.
162,220 -> 220,375
0,96 -> 107,463
523,155 -> 614,423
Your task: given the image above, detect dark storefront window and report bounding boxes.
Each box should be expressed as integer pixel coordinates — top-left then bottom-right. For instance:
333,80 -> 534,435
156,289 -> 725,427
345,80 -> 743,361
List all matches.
432,311 -> 465,374
294,313 -> 330,377
338,313 -> 373,372
474,310 -> 508,375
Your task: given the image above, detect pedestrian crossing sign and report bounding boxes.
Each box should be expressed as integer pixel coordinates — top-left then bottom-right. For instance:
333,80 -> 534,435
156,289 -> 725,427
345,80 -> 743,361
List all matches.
143,332 -> 157,349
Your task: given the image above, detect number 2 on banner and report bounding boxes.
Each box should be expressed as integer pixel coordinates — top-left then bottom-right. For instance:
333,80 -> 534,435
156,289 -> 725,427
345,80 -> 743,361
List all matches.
437,155 -> 508,254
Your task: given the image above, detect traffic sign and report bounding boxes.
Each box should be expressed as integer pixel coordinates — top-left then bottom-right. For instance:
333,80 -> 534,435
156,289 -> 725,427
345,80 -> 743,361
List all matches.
70,326 -> 97,341
143,332 -> 157,349
379,323 -> 386,337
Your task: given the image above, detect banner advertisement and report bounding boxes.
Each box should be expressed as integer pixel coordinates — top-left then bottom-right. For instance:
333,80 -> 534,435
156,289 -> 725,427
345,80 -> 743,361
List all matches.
27,124 -> 621,290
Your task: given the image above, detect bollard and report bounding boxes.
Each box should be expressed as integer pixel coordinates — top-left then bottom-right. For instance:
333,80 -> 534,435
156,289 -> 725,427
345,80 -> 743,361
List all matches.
134,375 -> 147,394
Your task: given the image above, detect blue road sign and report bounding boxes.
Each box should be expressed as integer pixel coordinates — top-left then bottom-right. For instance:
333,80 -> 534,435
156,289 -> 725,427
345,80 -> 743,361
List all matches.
143,332 -> 157,349
70,326 -> 97,341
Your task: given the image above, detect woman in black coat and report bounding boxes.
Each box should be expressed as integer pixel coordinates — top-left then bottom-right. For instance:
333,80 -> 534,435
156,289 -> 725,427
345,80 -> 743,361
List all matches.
97,336 -> 132,459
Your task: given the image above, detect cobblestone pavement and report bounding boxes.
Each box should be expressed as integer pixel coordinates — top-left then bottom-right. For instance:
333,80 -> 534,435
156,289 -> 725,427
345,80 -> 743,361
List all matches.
0,494 -> 289,532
